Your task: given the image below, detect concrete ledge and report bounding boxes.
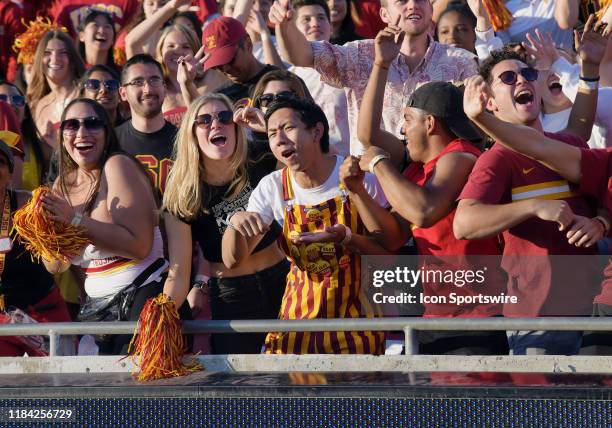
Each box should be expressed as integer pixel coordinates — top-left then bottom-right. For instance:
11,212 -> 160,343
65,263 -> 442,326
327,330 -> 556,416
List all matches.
0,354 -> 610,374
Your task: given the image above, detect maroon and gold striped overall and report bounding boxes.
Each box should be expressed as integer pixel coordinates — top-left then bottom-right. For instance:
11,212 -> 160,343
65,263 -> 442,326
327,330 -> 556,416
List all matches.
264,169 -> 384,354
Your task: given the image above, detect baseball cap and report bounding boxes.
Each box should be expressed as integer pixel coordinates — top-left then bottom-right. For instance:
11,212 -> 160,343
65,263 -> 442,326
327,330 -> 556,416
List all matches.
202,17 -> 248,71
0,140 -> 15,173
407,81 -> 482,142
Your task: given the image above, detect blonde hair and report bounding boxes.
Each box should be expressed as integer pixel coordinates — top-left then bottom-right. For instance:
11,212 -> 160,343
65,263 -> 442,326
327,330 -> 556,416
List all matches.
163,93 -> 249,220
155,24 -> 201,82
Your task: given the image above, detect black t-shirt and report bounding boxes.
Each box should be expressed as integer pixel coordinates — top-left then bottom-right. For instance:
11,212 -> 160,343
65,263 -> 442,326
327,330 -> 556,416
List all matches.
217,64 -> 278,103
2,190 -> 54,310
115,120 -> 177,194
184,140 -> 281,263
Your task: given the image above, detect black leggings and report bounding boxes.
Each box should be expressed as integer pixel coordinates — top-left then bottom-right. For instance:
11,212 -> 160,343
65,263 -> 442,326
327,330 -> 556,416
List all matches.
208,259 -> 290,354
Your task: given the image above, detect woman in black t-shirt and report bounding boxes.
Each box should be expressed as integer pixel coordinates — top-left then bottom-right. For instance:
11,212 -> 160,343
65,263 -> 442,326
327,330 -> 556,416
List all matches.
163,93 -> 288,354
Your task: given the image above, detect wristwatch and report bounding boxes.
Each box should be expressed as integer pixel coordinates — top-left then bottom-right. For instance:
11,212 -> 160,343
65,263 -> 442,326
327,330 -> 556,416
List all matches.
192,279 -> 209,294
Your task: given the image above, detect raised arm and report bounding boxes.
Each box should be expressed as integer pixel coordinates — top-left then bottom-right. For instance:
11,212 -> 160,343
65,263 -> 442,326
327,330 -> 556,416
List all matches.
360,146 -> 478,228
463,75 -> 583,182
339,156 -> 408,251
269,0 -> 314,66
564,15 -> 610,140
125,0 -> 195,58
554,0 -> 580,30
357,20 -> 406,168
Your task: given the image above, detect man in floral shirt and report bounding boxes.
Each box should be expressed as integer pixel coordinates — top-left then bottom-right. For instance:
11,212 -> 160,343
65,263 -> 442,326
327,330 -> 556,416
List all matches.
269,0 -> 478,154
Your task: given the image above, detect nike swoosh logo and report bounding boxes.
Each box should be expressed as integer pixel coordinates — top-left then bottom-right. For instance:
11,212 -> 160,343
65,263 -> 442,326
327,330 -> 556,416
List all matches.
522,167 -> 535,174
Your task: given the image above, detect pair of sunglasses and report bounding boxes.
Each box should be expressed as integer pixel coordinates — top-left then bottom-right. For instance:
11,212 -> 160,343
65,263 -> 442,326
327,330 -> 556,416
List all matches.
60,117 -> 105,134
257,91 -> 296,108
194,110 -> 233,128
497,67 -> 539,85
0,94 -> 25,107
83,78 -> 120,92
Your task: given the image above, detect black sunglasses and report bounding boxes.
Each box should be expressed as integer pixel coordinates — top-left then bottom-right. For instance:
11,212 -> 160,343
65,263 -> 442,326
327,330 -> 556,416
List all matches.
83,78 -> 120,92
0,94 -> 26,107
497,67 -> 539,85
60,117 -> 105,134
257,91 -> 296,108
194,111 -> 233,128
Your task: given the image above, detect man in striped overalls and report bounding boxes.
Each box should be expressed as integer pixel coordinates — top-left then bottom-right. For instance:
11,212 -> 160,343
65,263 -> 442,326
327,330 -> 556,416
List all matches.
227,97 -> 387,354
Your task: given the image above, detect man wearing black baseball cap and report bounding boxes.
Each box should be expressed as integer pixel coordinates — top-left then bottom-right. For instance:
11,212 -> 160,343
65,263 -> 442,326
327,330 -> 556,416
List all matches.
340,79 -> 508,355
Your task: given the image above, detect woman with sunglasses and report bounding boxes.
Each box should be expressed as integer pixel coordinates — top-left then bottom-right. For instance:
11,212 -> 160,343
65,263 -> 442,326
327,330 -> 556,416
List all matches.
28,31 -> 85,150
79,65 -> 124,126
41,98 -> 191,354
163,93 -> 288,354
78,10 -> 118,71
233,69 -> 312,138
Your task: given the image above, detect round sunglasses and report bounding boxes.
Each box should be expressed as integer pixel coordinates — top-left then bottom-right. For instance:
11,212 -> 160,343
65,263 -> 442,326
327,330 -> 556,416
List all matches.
497,67 -> 539,85
60,117 -> 105,135
194,111 -> 233,128
83,78 -> 120,92
257,91 -> 296,109
0,94 -> 26,107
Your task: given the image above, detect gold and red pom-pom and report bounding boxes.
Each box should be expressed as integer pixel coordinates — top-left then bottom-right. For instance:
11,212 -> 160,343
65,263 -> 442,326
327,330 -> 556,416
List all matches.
12,187 -> 88,263
128,293 -> 202,381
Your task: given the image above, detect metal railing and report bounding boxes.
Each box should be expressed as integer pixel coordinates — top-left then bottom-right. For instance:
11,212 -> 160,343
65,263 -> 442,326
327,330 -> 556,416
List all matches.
0,317 -> 611,356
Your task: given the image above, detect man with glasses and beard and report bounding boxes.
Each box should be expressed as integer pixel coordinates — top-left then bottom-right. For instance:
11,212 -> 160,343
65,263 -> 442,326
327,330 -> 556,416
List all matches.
454,24 -> 609,356
116,54 -> 177,195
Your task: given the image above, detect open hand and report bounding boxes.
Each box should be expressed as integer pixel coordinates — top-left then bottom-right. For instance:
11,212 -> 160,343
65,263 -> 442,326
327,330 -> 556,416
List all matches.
565,215 -> 605,247
523,30 -> 559,71
463,75 -> 490,120
40,191 -> 76,224
291,224 -> 348,244
575,14 -> 611,68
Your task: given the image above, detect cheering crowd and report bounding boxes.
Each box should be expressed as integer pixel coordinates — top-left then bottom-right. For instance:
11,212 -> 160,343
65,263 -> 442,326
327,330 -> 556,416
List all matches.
0,0 -> 610,357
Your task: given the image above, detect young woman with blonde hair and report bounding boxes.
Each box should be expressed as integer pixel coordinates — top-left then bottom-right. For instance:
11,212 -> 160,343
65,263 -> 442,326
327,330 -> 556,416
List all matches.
163,92 -> 288,354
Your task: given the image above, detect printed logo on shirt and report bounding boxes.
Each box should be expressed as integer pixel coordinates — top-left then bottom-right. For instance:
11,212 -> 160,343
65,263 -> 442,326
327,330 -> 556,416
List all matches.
213,183 -> 253,234
522,167 -> 535,175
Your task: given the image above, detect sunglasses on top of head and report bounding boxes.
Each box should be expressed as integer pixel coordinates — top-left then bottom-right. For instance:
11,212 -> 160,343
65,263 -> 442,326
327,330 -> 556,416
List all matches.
0,94 -> 26,107
194,110 -> 234,128
497,67 -> 539,85
60,117 -> 105,135
257,91 -> 297,108
83,78 -> 120,92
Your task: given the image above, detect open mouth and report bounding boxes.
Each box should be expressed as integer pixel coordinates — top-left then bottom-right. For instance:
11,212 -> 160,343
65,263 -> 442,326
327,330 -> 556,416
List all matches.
548,81 -> 562,95
407,13 -> 422,22
514,89 -> 534,105
94,35 -> 107,43
281,148 -> 296,159
141,95 -> 158,104
210,135 -> 227,146
75,142 -> 94,153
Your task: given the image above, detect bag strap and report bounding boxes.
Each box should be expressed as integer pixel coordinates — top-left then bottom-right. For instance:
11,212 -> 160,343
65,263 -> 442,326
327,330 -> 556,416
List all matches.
131,258 -> 167,289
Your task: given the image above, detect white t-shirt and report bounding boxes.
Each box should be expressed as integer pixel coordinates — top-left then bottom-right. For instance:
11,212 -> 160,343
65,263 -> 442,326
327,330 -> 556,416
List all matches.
247,156 -> 388,226
499,0 -> 573,50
